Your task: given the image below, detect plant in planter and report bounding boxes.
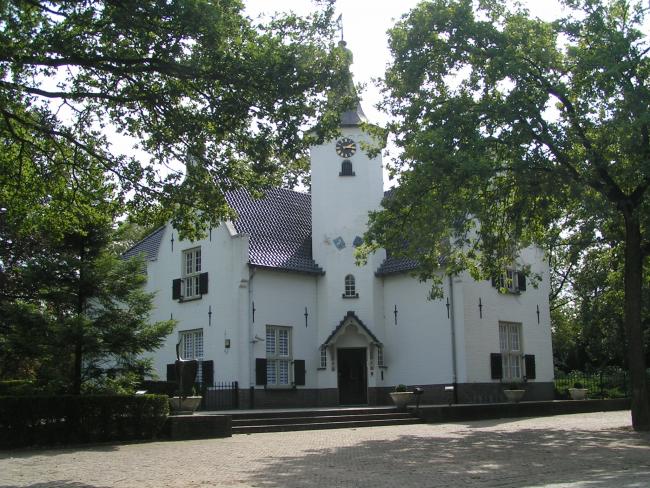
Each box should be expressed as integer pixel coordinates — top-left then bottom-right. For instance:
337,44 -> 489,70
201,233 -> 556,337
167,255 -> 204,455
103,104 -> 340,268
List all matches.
568,381 -> 588,400
389,384 -> 414,410
502,381 -> 526,403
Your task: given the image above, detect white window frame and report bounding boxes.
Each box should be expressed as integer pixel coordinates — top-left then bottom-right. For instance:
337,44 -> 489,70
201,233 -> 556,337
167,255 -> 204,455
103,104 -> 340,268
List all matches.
178,328 -> 204,383
182,247 -> 202,299
343,274 -> 358,298
319,346 -> 327,369
499,321 -> 523,380
266,325 -> 292,387
377,346 -> 385,368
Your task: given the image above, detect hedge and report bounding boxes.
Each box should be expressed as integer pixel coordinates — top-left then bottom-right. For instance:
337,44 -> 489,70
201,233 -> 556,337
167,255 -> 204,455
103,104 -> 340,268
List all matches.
0,394 -> 169,448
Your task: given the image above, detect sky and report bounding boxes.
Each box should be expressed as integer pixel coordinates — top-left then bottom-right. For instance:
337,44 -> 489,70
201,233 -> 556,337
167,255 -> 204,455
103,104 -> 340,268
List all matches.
245,0 -> 566,127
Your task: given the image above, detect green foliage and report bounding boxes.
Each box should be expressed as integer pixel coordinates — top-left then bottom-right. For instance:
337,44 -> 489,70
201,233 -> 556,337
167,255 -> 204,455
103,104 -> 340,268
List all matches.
394,384 -> 409,392
0,395 -> 169,448
361,0 -> 650,429
0,0 -> 352,240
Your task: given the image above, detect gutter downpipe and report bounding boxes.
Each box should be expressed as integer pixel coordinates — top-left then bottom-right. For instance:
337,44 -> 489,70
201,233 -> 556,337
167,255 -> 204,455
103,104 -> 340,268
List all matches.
448,274 -> 459,404
248,265 -> 256,408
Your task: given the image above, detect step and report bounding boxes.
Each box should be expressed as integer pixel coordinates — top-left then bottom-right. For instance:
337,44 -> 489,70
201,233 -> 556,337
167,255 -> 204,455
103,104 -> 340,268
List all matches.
229,406 -> 400,421
232,412 -> 414,427
233,417 -> 422,434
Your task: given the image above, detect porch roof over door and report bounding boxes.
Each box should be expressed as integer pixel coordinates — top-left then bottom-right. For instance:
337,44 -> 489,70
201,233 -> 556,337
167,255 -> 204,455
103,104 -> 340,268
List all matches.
321,311 -> 383,348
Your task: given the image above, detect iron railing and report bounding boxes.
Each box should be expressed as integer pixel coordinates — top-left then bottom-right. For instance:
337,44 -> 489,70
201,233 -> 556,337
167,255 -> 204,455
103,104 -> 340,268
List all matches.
554,371 -> 629,399
201,381 -> 239,410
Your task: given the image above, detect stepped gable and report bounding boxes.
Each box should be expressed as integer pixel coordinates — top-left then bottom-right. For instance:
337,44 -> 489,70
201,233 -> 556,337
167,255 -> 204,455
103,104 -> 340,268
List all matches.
225,187 -> 324,275
122,225 -> 166,261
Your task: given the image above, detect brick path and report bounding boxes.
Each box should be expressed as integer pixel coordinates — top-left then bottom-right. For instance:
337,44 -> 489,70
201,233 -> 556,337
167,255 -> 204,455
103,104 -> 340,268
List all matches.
1,410 -> 649,488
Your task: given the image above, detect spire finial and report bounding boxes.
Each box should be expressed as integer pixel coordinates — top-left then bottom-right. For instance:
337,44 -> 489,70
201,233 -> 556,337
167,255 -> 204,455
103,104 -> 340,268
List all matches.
336,14 -> 344,44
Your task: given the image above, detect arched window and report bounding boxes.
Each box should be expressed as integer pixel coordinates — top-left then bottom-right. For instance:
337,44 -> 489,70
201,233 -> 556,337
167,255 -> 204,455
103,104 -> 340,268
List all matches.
343,274 -> 358,298
339,160 -> 355,176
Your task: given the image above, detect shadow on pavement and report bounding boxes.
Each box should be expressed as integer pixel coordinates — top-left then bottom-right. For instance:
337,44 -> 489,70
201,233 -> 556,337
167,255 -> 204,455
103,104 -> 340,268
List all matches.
247,426 -> 650,487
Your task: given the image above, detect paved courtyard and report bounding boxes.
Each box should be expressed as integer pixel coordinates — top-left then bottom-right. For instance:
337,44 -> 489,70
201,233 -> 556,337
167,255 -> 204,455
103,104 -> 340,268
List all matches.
1,410 -> 649,488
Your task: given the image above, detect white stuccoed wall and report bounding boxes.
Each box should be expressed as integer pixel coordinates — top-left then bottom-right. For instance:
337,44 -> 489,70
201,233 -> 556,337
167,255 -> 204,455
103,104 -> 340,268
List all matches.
310,126 -> 387,388
247,269 -> 318,388
145,223 -> 250,384
458,246 -> 554,383
381,275 -> 455,386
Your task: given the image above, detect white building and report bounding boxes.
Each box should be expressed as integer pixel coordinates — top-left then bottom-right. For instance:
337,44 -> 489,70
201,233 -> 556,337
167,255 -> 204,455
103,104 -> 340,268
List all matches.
125,98 -> 554,409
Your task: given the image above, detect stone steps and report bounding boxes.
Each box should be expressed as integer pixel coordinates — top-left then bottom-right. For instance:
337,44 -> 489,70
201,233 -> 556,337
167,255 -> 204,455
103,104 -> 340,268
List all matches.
231,408 -> 422,434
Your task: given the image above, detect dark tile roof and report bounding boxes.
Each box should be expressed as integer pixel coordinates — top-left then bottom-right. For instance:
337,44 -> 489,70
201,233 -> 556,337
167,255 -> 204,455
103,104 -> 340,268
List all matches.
375,255 -> 419,276
122,226 -> 166,261
225,188 -> 324,275
322,311 -> 382,347
340,103 -> 368,127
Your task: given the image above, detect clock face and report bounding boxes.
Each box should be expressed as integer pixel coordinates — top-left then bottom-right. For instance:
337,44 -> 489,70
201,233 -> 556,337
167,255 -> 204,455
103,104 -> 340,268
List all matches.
336,138 -> 357,158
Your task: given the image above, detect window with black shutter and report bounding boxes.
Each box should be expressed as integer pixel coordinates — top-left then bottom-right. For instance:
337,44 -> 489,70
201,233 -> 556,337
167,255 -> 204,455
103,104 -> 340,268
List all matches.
172,279 -> 181,300
490,353 -> 503,379
293,360 -> 306,386
166,363 -> 177,382
199,272 -> 209,295
202,360 -> 214,386
255,358 -> 267,386
517,272 -> 526,292
524,354 -> 536,380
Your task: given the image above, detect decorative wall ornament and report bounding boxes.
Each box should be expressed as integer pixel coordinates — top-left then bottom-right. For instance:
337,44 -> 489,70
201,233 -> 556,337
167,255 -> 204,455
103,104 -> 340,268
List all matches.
353,236 -> 363,247
170,233 -> 174,252
536,304 -> 540,324
252,301 -> 256,323
394,305 -> 398,325
446,297 -> 450,318
208,305 -> 212,326
478,297 -> 483,319
333,236 -> 346,250
304,307 -> 309,328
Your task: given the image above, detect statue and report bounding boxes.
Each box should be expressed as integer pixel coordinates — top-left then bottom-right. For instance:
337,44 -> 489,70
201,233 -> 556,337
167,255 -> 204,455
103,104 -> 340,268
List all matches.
175,342 -> 198,399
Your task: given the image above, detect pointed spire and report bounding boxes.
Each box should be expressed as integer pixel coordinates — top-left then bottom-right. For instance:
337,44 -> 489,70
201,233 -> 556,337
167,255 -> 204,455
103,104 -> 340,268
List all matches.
335,18 -> 367,127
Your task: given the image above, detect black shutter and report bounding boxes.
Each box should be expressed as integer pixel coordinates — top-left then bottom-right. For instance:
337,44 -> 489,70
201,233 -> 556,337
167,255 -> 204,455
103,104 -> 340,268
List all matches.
525,354 -> 536,379
166,363 -> 176,382
199,272 -> 209,295
202,360 -> 214,386
294,360 -> 306,386
518,272 -> 526,292
255,358 -> 267,386
490,353 -> 503,379
172,278 -> 182,299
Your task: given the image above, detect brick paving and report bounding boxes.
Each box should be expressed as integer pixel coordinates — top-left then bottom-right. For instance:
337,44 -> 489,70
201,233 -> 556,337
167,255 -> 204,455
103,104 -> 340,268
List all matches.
1,410 -> 649,488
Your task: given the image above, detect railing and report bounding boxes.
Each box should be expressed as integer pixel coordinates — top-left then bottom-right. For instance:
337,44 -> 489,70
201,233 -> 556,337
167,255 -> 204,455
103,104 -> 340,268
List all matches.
554,371 -> 629,399
201,381 -> 239,410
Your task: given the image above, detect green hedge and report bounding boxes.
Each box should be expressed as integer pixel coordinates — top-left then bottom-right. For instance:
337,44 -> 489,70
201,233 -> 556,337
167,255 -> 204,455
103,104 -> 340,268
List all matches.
0,395 -> 169,448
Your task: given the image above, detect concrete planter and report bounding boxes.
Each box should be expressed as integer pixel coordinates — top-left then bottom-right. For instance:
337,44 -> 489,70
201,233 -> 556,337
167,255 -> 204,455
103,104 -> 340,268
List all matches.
169,396 -> 202,414
503,389 -> 526,403
568,388 -> 588,400
390,391 -> 414,410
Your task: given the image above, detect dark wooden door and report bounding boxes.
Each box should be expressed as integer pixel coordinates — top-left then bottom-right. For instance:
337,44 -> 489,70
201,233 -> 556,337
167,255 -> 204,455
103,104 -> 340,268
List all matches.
337,348 -> 367,405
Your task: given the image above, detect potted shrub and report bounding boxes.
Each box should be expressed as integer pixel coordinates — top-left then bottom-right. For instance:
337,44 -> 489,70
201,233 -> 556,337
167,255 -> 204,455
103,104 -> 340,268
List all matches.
568,382 -> 588,400
502,382 -> 526,403
389,384 -> 414,410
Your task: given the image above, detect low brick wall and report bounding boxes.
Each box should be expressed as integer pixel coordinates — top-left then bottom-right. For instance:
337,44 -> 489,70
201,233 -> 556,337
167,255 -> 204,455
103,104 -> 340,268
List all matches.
414,398 -> 631,423
166,414 -> 232,440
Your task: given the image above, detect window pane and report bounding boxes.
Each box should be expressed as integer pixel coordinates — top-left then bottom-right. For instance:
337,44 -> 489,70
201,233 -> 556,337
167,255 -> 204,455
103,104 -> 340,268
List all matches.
195,249 -> 201,272
186,252 -> 193,275
278,360 -> 289,385
267,361 -> 276,385
266,327 -> 275,354
278,329 -> 289,356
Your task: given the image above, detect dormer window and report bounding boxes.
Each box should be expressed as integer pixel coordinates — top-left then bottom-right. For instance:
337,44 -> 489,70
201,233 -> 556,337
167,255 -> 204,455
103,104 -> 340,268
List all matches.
172,247 -> 208,301
492,267 -> 526,294
339,160 -> 355,176
342,274 -> 359,298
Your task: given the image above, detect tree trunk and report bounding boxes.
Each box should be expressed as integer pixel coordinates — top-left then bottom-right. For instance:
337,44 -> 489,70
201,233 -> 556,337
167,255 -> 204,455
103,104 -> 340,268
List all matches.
623,211 -> 650,431
72,342 -> 82,395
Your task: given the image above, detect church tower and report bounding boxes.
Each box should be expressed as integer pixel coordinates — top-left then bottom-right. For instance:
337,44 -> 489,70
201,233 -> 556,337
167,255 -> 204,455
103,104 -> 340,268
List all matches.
310,42 -> 387,400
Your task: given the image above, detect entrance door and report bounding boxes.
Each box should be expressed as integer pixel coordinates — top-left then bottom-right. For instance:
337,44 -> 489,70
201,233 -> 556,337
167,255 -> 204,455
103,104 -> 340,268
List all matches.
337,348 -> 367,405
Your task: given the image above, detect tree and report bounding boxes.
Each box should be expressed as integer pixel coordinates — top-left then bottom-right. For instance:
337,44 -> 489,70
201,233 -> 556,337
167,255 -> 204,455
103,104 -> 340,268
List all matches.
0,148 -> 174,394
360,0 -> 650,430
0,0 -> 352,239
